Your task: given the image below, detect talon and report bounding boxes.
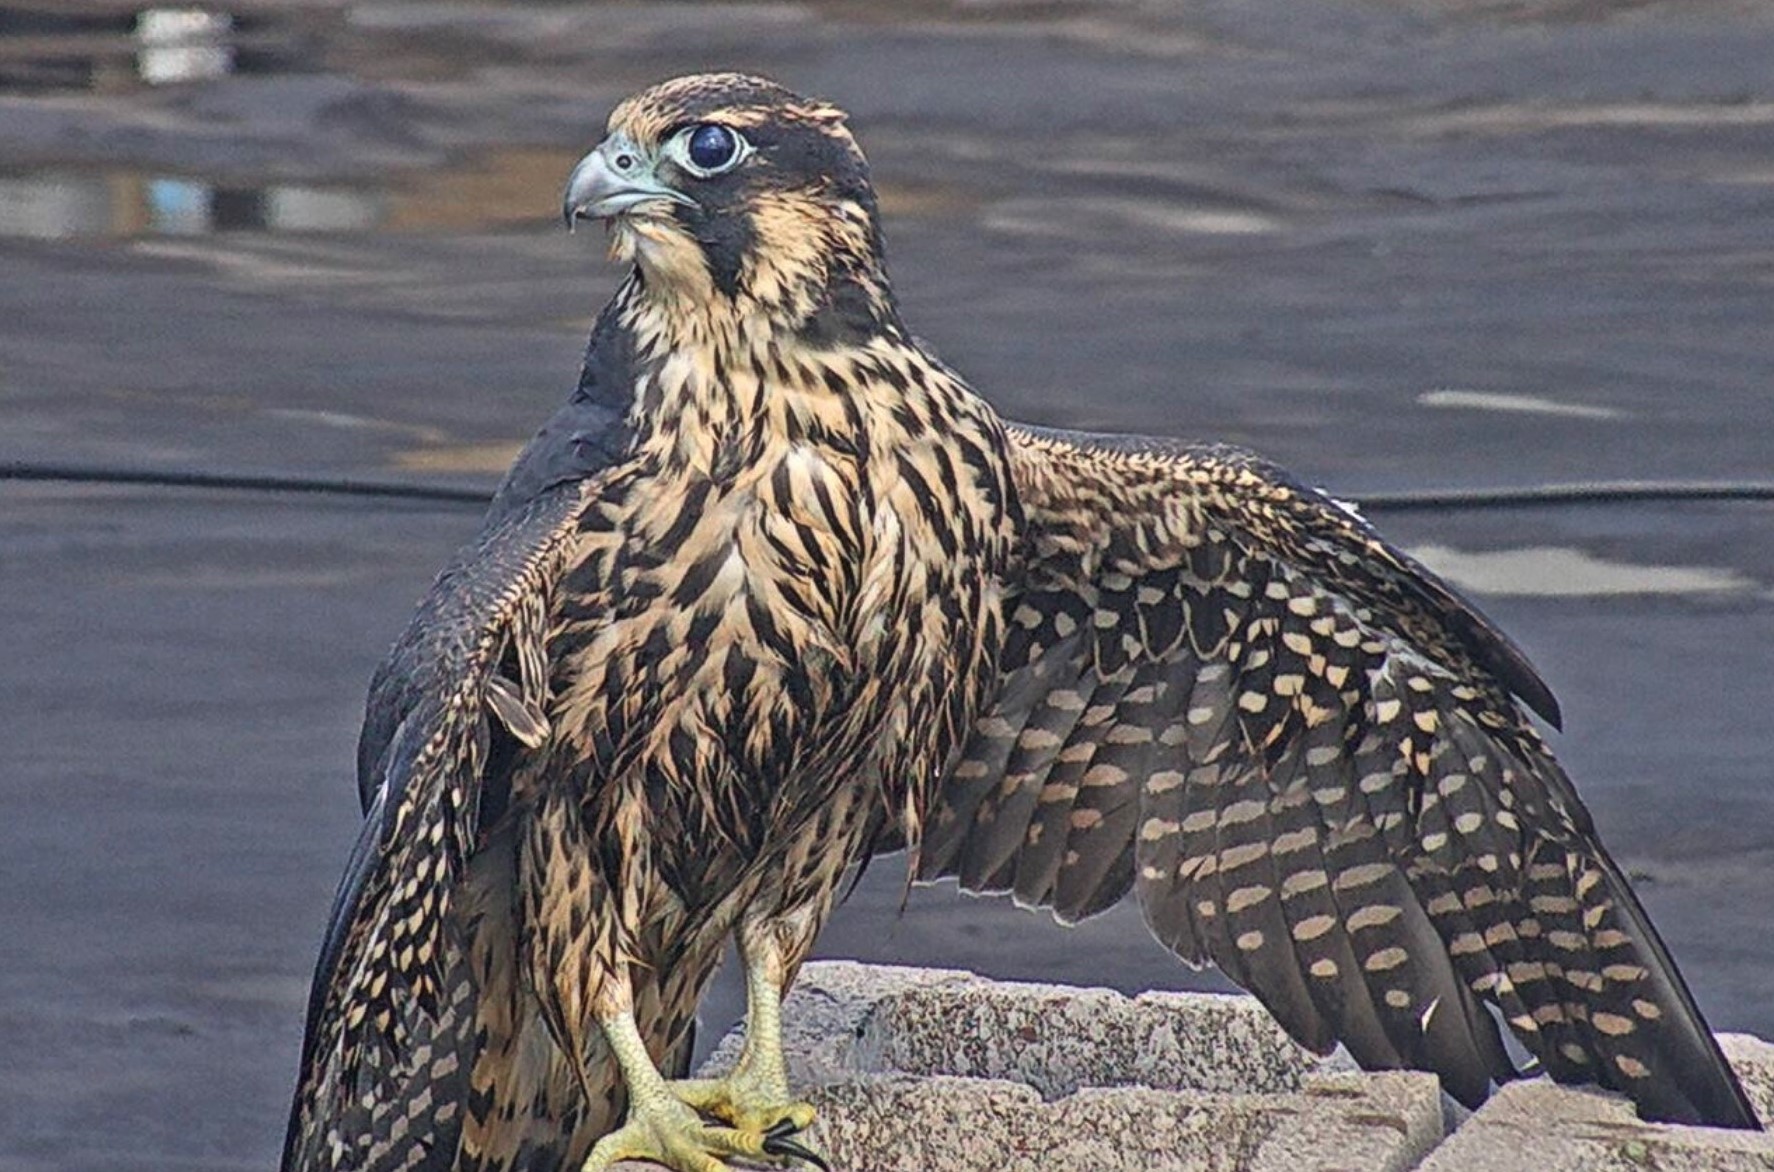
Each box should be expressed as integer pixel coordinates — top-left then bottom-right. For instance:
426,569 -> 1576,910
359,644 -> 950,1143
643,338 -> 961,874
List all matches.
760,1128 -> 829,1172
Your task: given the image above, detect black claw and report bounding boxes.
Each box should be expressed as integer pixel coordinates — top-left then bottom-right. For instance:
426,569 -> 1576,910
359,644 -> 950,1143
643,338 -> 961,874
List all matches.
760,1123 -> 830,1172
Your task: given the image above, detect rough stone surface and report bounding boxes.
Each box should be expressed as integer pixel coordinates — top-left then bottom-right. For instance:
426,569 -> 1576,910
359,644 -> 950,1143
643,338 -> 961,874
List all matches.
682,963 -> 1774,1172
1410,1032 -> 1774,1171
865,979 -> 1329,1098
690,962 -> 1443,1172
797,1072 -> 1442,1172
1723,1034 -> 1774,1125
1417,1082 -> 1774,1171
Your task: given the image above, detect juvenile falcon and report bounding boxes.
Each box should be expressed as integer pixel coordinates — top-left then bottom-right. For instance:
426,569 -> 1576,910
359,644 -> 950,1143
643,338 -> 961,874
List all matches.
282,72 -> 1759,1172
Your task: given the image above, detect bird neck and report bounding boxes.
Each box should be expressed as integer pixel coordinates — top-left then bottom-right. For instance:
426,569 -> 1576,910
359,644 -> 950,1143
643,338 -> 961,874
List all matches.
612,264 -> 908,480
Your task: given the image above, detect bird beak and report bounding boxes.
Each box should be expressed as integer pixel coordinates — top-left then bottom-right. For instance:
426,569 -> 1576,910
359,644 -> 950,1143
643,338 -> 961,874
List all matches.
562,138 -> 694,230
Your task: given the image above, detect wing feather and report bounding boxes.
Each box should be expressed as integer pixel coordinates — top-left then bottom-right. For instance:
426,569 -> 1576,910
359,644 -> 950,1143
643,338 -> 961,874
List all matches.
921,422 -> 1757,1129
286,292 -> 643,1172
283,481 -> 593,1172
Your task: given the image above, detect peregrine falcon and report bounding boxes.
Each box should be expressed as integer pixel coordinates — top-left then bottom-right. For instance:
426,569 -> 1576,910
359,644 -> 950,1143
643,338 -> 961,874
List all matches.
282,72 -> 1759,1172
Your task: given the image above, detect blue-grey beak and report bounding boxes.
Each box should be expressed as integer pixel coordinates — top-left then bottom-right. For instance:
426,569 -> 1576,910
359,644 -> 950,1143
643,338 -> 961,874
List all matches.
562,139 -> 694,230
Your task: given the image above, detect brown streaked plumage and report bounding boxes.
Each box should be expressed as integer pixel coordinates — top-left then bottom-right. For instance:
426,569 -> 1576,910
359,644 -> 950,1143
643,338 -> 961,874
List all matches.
283,72 -> 1758,1172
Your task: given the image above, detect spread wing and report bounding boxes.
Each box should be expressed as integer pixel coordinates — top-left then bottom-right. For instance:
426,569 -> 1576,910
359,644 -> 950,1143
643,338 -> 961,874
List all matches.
283,299 -> 640,1172
282,479 -> 591,1172
921,423 -> 1757,1129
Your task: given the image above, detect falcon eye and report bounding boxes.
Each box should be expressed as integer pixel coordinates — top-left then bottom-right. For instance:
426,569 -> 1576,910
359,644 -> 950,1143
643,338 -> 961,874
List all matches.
682,123 -> 745,176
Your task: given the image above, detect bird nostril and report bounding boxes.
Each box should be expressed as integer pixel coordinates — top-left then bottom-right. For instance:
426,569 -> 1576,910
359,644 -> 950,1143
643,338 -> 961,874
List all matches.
614,154 -> 635,171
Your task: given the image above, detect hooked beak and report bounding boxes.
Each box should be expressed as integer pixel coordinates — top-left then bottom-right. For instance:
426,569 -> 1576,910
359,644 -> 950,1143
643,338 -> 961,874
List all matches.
562,140 -> 694,230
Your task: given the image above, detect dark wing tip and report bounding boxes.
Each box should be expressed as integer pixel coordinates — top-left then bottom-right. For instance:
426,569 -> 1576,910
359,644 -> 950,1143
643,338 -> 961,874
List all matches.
1427,571 -> 1563,730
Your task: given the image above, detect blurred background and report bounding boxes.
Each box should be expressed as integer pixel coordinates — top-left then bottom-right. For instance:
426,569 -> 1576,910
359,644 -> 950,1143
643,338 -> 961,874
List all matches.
2,0 -> 1772,1167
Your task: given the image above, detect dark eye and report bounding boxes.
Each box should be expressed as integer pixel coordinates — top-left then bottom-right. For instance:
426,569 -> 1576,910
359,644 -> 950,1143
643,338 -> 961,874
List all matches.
686,124 -> 740,173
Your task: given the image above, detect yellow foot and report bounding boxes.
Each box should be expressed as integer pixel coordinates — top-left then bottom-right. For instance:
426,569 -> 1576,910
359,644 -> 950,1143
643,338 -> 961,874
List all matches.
582,1091 -> 819,1172
578,1085 -> 808,1170
670,1076 -> 817,1138
665,1076 -> 825,1171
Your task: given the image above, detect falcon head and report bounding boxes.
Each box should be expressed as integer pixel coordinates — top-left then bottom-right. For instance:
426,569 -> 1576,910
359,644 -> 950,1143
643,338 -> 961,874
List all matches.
563,73 -> 891,329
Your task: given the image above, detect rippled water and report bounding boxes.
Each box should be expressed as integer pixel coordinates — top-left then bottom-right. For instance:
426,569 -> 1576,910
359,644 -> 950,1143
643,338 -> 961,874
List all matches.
0,3 -> 369,237
0,169 -> 380,237
0,3 -> 319,93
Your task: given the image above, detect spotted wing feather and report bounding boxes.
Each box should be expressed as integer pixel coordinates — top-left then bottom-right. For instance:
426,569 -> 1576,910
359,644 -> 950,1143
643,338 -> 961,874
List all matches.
282,480 -> 592,1172
922,423 -> 1757,1129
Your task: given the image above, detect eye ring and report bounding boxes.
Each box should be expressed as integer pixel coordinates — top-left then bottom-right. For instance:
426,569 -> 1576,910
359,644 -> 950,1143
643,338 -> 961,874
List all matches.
672,123 -> 752,178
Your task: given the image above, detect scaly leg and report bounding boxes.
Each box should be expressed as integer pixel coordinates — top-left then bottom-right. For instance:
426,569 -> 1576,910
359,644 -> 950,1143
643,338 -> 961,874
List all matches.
582,978 -> 813,1172
667,923 -> 825,1168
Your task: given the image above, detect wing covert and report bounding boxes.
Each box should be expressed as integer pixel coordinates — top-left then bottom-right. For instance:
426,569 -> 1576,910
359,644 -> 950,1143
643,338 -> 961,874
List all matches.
921,423 -> 1756,1129
478,289 -> 639,537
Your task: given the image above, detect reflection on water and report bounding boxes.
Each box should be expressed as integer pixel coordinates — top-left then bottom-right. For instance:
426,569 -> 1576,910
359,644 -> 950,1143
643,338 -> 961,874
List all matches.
1408,543 -> 1755,597
0,4 -> 313,93
0,148 -> 593,239
0,171 -> 385,238
135,8 -> 233,85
